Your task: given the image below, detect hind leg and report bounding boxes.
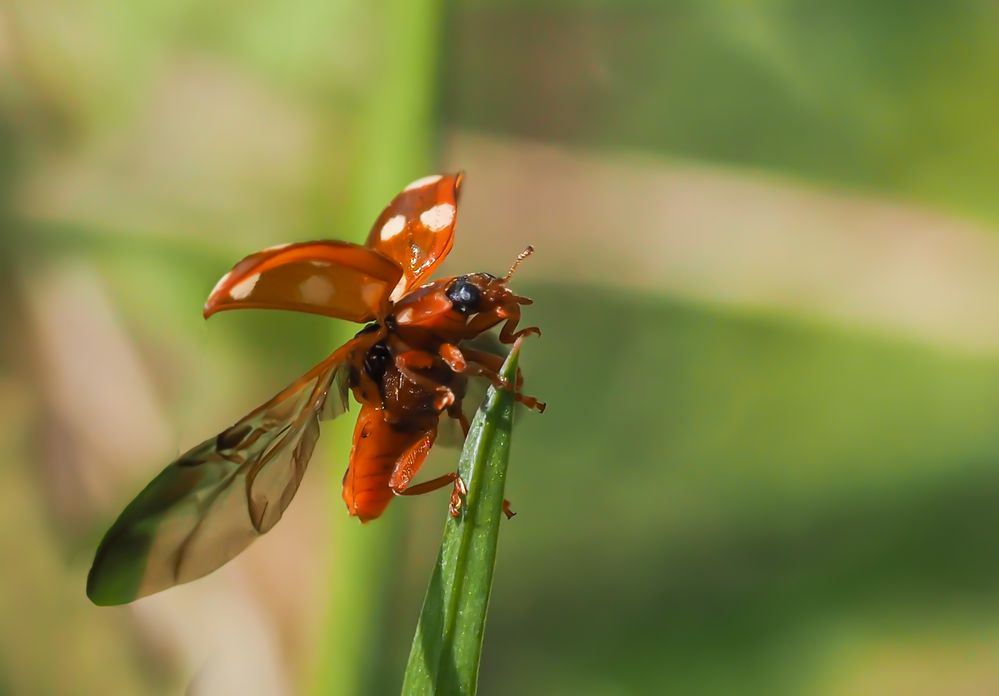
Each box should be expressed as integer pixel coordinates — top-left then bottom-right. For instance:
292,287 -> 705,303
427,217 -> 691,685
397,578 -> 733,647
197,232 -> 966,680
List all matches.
388,425 -> 466,517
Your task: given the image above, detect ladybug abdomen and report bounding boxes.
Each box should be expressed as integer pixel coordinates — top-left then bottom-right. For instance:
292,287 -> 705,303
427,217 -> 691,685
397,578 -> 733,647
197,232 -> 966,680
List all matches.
342,402 -> 437,522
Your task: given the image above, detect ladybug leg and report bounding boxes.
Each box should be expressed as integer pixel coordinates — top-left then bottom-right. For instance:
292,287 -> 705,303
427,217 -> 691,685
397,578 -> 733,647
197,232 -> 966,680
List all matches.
462,297 -> 541,341
395,471 -> 457,495
395,349 -> 456,411
394,349 -> 435,371
438,342 -> 468,372
510,390 -> 546,413
442,344 -> 546,413
387,425 -> 467,516
496,304 -> 541,344
447,402 -> 471,437
465,310 -> 504,336
462,347 -> 545,413
392,471 -> 468,518
440,343 -> 503,388
502,499 -> 517,519
459,347 -> 524,389
447,345 -> 507,386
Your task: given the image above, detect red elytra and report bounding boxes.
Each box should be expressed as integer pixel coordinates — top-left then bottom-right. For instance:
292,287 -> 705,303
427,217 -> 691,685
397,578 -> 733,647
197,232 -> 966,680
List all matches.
86,172 -> 544,605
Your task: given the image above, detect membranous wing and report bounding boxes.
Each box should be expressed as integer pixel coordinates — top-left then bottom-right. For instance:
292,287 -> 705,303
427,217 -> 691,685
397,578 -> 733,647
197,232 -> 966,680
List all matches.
86,336 -> 369,606
365,173 -> 463,301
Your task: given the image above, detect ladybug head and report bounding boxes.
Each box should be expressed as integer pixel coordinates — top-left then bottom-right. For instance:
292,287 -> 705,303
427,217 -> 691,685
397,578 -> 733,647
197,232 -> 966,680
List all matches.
444,246 -> 535,317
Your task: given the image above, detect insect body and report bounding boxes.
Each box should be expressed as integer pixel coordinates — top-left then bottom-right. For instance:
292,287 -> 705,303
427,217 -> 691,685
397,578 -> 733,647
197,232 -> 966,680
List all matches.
86,173 -> 543,605
344,267 -> 543,521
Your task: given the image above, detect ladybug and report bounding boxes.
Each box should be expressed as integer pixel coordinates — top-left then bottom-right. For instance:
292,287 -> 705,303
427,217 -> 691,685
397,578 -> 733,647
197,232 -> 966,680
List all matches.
87,172 -> 544,605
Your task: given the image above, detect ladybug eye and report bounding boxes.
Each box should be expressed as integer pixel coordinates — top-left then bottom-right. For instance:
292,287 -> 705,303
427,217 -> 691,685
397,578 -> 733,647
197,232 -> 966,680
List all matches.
446,277 -> 481,315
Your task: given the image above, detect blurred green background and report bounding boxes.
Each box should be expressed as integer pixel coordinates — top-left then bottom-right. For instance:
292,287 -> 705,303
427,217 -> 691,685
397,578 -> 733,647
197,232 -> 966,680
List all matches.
3,1 -> 999,694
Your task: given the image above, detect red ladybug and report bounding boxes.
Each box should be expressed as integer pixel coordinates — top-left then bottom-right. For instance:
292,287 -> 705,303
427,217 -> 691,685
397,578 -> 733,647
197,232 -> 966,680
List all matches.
87,172 -> 544,605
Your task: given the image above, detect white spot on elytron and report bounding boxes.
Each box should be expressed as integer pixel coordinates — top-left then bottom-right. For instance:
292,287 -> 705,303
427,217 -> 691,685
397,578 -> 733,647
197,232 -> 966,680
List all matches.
379,214 -> 406,242
362,280 -> 386,312
390,275 -> 409,302
309,260 -> 331,267
229,273 -> 260,300
396,307 -> 414,323
419,203 -> 455,232
299,275 -> 336,305
210,271 -> 232,297
404,174 -> 442,192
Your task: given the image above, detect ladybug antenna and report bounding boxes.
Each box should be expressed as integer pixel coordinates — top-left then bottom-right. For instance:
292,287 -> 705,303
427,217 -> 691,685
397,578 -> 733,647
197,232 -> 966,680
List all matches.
504,245 -> 534,281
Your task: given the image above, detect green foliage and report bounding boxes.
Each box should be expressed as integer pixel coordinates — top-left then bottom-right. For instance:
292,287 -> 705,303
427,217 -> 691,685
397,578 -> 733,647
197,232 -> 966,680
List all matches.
402,343 -> 522,696
465,285 -> 999,695
449,0 -> 999,223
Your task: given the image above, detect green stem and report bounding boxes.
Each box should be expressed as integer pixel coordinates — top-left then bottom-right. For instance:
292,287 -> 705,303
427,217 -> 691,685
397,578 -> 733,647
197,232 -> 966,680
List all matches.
402,342 -> 523,696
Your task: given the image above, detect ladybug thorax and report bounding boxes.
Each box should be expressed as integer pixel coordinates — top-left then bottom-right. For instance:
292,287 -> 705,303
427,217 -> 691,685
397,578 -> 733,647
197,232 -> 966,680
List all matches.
388,273 -> 509,344
390,281 -> 453,326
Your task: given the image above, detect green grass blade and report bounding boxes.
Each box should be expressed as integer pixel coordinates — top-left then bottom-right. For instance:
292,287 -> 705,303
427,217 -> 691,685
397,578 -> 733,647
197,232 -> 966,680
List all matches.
401,342 -> 523,696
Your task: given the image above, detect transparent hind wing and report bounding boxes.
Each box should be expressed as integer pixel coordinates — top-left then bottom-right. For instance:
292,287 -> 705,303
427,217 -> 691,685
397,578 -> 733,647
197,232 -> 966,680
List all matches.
86,336 -> 368,606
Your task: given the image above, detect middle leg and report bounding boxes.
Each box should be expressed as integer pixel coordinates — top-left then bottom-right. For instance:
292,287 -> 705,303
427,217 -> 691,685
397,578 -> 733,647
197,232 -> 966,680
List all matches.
439,343 -> 545,412
394,349 -> 456,411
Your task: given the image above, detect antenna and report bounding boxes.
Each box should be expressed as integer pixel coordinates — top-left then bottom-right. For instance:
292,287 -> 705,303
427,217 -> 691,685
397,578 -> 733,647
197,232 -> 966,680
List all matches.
504,245 -> 535,281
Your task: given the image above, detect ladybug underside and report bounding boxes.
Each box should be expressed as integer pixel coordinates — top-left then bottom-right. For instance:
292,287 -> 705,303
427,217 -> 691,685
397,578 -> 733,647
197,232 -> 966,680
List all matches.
339,272 -> 544,522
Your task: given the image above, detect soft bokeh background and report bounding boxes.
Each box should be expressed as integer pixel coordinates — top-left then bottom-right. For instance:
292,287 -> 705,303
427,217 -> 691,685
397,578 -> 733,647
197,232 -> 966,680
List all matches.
3,1 -> 999,694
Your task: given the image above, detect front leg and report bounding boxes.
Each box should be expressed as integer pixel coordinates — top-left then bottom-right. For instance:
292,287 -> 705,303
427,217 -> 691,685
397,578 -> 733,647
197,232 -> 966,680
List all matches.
463,303 -> 541,343
496,304 -> 541,344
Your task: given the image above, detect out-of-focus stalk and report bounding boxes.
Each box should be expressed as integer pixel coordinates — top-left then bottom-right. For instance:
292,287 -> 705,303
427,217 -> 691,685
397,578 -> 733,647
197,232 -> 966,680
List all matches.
312,0 -> 443,694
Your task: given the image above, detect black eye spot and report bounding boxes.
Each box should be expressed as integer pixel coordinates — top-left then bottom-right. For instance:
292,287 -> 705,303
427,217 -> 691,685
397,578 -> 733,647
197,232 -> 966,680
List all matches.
446,277 -> 481,315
